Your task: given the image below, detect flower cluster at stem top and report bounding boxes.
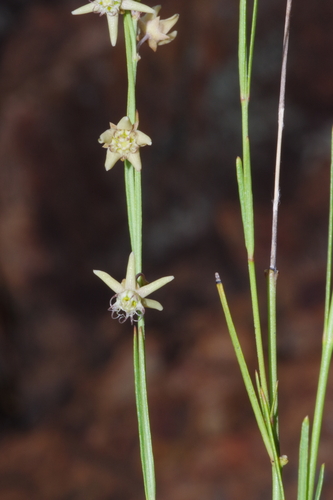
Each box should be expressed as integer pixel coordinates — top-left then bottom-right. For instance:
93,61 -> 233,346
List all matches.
72,0 -> 155,46
72,1 -> 179,51
94,253 -> 174,324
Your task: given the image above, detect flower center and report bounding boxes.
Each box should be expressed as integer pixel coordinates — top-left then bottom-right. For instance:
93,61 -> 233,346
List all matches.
91,0 -> 121,16
109,290 -> 145,324
110,129 -> 139,157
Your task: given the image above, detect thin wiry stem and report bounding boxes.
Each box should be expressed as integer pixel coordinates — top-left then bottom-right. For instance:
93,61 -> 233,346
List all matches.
269,0 -> 292,272
267,0 -> 293,407
267,4 -> 293,499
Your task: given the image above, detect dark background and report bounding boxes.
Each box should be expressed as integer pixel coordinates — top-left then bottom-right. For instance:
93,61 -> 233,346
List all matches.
0,0 -> 333,499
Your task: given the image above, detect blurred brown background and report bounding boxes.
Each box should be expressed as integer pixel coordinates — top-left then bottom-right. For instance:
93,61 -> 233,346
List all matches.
0,0 -> 332,498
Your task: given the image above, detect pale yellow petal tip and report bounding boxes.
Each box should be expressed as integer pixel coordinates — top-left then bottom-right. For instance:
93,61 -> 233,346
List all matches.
71,4 -> 94,15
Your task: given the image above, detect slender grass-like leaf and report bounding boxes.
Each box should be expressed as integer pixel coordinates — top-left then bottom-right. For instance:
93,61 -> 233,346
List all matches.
269,381 -> 279,421
254,371 -> 266,419
297,416 -> 309,500
258,387 -> 285,500
324,128 -> 333,330
247,0 -> 258,93
236,157 -> 246,229
216,276 -> 273,459
314,464 -> 325,500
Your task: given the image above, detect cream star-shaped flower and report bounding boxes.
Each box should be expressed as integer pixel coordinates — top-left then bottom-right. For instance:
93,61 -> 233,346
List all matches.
72,0 -> 155,47
94,252 -> 174,324
137,5 -> 179,52
98,115 -> 152,171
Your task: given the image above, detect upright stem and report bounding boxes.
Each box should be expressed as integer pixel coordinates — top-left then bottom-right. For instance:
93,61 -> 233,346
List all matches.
124,13 -> 142,271
134,327 -> 156,500
238,0 -> 268,402
124,13 -> 154,500
307,335 -> 333,500
267,0 -> 292,428
307,131 -> 333,500
266,4 -> 292,499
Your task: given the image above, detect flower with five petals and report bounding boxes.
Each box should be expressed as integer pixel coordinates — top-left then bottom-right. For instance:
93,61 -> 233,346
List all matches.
98,115 -> 152,171
72,0 -> 155,47
137,5 -> 179,52
94,252 -> 174,324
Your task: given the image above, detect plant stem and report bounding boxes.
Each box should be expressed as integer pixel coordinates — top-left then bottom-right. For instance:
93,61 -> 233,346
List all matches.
307,135 -> 333,500
124,12 -> 142,270
124,13 -> 154,500
324,128 -> 333,330
238,0 -> 268,402
267,0 -> 292,414
307,335 -> 333,500
134,327 -> 156,500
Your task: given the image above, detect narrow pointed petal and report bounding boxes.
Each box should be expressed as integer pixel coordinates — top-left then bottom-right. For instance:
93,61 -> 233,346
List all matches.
142,298 -> 163,311
117,116 -> 133,130
125,252 -> 137,290
72,3 -> 95,15
127,152 -> 142,171
151,5 -> 162,15
99,129 -> 114,145
122,0 -> 155,14
157,31 -> 177,46
136,130 -> 152,146
139,276 -> 174,298
107,14 -> 118,47
148,39 -> 158,51
159,14 -> 179,33
105,150 -> 121,171
93,270 -> 124,294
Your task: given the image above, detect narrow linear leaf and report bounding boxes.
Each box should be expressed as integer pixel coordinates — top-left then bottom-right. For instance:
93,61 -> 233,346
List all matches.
236,156 -> 246,225
216,277 -> 273,459
314,464 -> 325,500
324,127 -> 333,330
243,136 -> 254,256
270,381 -> 279,421
254,371 -> 267,420
247,0 -> 258,92
260,392 -> 285,500
297,416 -> 309,500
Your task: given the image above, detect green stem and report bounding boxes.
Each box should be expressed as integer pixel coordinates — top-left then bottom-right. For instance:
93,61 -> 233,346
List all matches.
307,339 -> 332,500
123,12 -> 142,271
238,0 -> 268,402
134,327 -> 156,500
124,12 -> 137,122
307,129 -> 333,500
123,13 -> 153,500
324,128 -> 333,330
267,268 -> 279,430
307,299 -> 333,500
